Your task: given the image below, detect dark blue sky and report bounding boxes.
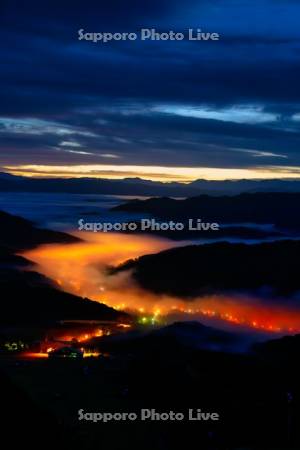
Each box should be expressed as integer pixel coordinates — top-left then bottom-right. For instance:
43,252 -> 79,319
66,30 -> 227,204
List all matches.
1,0 -> 300,180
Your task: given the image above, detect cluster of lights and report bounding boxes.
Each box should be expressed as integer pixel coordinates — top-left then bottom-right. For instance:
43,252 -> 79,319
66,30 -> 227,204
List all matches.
134,305 -> 297,334
115,303 -> 127,311
198,308 -> 289,333
27,349 -> 101,359
179,307 -> 297,333
84,300 -> 299,334
63,329 -> 108,343
3,341 -> 26,352
138,309 -> 162,326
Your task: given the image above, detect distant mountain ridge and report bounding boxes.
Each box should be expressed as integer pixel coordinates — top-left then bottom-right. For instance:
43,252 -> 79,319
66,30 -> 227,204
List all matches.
1,172 -> 300,196
112,192 -> 300,230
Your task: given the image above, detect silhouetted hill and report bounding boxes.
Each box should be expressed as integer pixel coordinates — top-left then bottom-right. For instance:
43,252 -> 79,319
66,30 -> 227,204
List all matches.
95,321 -> 247,356
0,210 -> 80,250
253,334 -> 300,387
149,321 -> 245,352
113,192 -> 300,230
254,333 -> 300,361
114,221 -> 284,240
0,246 -> 31,267
112,240 -> 300,297
0,211 -> 127,325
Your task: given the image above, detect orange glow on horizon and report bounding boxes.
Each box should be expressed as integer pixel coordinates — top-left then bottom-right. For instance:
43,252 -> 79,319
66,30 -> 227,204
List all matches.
5,164 -> 300,182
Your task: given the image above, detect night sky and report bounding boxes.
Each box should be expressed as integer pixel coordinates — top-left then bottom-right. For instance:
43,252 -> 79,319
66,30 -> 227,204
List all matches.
1,0 -> 300,181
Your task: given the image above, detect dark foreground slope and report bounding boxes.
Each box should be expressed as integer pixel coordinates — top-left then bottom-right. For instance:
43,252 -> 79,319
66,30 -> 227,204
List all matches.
112,240 -> 300,297
0,268 -> 124,325
0,210 -> 126,325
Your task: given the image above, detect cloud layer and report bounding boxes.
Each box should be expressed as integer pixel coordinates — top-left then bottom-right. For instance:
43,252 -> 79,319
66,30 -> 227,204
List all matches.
1,0 -> 300,178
